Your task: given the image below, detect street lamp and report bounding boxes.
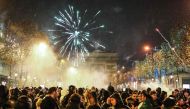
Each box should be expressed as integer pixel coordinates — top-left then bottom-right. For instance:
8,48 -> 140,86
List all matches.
14,73 -> 18,77
61,59 -> 65,64
68,67 -> 78,75
122,66 -> 125,70
143,45 -> 154,79
36,42 -> 47,57
144,45 -> 151,52
170,75 -> 173,79
38,42 -> 47,51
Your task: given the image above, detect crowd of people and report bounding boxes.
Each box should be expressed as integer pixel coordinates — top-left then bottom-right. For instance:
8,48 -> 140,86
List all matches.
0,84 -> 189,109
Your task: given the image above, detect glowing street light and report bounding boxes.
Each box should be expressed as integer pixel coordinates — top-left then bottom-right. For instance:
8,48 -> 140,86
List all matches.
22,78 -> 26,81
33,42 -> 48,57
61,59 -> 65,65
37,42 -> 47,56
171,47 -> 175,51
38,42 -> 47,51
170,75 -> 173,79
33,77 -> 37,80
68,67 -> 78,75
122,66 -> 125,69
61,59 -> 65,63
14,73 -> 18,77
144,45 -> 151,52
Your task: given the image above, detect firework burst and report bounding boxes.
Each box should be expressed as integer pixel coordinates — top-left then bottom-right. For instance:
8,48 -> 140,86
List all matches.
50,5 -> 105,66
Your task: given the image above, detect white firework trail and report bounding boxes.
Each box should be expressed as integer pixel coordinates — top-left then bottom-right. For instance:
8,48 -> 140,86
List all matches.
155,28 -> 186,67
49,5 -> 105,66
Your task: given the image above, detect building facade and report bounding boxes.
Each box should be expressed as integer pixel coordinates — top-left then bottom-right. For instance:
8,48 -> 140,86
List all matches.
83,50 -> 118,74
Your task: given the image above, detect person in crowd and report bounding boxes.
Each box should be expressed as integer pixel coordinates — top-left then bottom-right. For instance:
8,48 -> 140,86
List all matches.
150,90 -> 161,109
177,89 -> 190,108
33,91 -> 44,109
107,84 -> 115,96
138,90 -> 153,109
40,87 -> 59,109
0,85 -> 8,109
35,94 -> 45,109
7,88 -> 19,109
161,97 -> 178,109
9,88 -> 19,101
156,87 -> 161,97
98,89 -> 110,107
57,87 -> 62,101
66,93 -> 81,109
102,92 -> 128,109
77,88 -> 85,109
15,95 -> 32,109
159,91 -> 167,103
98,89 -> 105,102
61,85 -> 76,108
21,89 -> 33,107
170,89 -> 180,101
28,88 -> 35,103
125,90 -> 139,108
86,91 -> 101,109
59,88 -> 67,105
147,88 -> 151,94
121,91 -> 129,106
3,83 -> 190,109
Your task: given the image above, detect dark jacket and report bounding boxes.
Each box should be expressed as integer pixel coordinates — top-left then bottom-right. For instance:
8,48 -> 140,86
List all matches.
40,96 -> 59,109
87,104 -> 101,109
15,95 -> 32,109
61,93 -> 72,108
139,99 -> 153,109
126,97 -> 139,107
150,99 -> 161,109
66,102 -> 81,109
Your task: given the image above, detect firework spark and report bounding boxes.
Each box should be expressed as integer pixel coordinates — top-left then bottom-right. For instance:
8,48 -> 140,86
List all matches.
50,5 -> 105,66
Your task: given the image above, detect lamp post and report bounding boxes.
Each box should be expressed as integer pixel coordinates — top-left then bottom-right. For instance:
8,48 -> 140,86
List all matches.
143,45 -> 154,80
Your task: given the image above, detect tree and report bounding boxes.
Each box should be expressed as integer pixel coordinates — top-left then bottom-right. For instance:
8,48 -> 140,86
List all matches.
0,20 -> 49,79
181,28 -> 190,66
170,25 -> 190,67
161,43 -> 177,70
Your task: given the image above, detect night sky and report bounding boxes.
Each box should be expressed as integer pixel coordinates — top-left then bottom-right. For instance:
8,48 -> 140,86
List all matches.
1,0 -> 190,65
